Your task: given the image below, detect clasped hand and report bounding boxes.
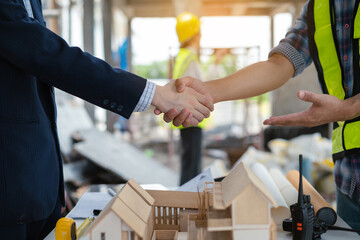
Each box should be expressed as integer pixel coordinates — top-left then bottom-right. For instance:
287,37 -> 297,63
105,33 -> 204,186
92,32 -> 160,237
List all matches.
152,78 -> 214,127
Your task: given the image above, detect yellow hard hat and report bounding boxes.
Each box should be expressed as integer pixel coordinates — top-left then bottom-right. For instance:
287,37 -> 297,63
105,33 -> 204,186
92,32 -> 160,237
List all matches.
176,12 -> 201,44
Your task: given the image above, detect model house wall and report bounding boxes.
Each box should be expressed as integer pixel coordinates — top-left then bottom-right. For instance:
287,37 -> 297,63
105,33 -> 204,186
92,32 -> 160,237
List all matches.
88,211 -> 122,240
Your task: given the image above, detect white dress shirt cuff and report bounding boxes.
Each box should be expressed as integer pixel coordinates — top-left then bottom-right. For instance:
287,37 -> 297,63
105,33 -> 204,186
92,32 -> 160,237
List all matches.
133,80 -> 156,112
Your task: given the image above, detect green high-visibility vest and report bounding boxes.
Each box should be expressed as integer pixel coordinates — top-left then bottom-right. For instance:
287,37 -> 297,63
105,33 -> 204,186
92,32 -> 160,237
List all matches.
173,48 -> 199,80
172,48 -> 208,129
308,0 -> 360,160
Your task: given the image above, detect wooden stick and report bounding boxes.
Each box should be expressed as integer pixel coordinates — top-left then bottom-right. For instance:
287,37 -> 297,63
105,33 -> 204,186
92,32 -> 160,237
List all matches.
174,208 -> 178,225
163,207 -> 167,224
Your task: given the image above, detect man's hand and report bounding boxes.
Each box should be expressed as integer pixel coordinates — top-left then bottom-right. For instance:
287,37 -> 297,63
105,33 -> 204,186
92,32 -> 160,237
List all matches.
155,76 -> 214,127
175,76 -> 213,102
152,80 -> 214,127
263,90 -> 349,127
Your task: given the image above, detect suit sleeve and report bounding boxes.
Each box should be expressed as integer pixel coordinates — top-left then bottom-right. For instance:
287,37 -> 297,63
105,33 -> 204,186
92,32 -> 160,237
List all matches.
0,0 -> 146,118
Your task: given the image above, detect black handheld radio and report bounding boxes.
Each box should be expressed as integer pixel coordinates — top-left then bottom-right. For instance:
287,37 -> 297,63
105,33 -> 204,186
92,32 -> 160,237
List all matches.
283,155 -> 360,239
289,154 -> 315,240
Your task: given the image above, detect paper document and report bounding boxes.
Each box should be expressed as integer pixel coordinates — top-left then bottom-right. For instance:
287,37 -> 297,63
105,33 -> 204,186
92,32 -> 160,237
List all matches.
177,168 -> 214,192
67,192 -> 112,219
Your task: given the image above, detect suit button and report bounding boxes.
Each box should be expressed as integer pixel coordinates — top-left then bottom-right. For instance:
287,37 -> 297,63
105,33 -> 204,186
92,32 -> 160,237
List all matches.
110,102 -> 117,109
103,99 -> 110,105
117,105 -> 123,112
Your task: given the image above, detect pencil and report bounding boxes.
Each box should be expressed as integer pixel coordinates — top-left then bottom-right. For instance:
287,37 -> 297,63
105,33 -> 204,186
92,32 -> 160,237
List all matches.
76,217 -> 95,237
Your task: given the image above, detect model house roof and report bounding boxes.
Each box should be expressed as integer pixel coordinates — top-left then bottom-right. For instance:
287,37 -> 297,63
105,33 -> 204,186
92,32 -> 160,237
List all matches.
84,179 -> 155,238
213,162 -> 278,209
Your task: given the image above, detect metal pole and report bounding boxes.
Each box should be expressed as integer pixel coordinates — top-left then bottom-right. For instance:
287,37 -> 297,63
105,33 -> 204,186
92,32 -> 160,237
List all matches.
102,0 -> 116,132
83,0 -> 94,54
127,17 -> 133,72
83,0 -> 96,123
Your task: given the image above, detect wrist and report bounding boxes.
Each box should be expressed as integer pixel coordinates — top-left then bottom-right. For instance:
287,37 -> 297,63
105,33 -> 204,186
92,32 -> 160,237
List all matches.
151,85 -> 164,110
206,81 -> 221,103
344,97 -> 360,120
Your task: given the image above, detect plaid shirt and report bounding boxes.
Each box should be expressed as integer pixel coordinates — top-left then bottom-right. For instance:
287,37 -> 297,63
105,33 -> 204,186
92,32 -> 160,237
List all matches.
270,0 -> 360,199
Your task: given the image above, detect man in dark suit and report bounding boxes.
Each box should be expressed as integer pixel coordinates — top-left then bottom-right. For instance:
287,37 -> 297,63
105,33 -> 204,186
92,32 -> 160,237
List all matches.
0,0 -> 213,239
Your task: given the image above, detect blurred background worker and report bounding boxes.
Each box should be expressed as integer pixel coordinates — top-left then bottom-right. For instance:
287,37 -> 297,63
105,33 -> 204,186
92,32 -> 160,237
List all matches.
173,12 -> 207,185
174,12 -> 229,185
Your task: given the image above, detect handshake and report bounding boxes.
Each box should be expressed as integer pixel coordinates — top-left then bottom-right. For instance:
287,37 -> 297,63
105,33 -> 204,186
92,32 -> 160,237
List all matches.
151,76 -> 213,128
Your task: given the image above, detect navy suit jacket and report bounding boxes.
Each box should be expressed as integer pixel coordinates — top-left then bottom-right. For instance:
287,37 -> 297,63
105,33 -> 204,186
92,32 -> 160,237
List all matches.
0,0 -> 146,224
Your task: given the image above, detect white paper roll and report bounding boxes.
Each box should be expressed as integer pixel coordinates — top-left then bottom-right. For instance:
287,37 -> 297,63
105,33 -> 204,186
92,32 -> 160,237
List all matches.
269,168 -> 298,207
251,163 -> 290,225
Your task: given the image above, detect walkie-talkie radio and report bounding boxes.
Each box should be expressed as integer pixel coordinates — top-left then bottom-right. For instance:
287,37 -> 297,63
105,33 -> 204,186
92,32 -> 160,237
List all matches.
283,155 -> 360,239
289,154 -> 315,240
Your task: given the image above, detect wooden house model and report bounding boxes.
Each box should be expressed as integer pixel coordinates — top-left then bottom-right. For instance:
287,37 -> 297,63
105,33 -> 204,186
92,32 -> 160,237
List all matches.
82,162 -> 278,240
82,178 -> 156,240
82,178 -> 197,240
203,162 -> 278,239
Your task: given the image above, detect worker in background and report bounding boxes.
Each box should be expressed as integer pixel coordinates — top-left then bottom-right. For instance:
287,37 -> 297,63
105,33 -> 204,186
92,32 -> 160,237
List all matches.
165,0 -> 360,230
173,12 -> 206,185
173,13 -> 229,185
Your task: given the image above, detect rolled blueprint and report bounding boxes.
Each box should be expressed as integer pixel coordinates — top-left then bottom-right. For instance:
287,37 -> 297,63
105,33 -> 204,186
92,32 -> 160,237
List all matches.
269,168 -> 298,207
286,170 -> 331,213
251,163 -> 290,225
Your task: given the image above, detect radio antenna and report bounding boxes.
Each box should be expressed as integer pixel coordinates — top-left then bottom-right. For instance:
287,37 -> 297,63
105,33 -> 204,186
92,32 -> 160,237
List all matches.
298,154 -> 303,205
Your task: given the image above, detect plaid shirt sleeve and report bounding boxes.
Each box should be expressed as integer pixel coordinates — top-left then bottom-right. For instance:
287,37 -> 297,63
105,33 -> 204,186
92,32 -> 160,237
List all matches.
269,1 -> 313,77
133,80 -> 156,112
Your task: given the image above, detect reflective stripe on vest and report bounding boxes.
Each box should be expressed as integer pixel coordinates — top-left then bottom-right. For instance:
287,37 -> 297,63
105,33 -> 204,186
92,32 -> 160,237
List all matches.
308,0 -> 360,159
313,0 -> 344,100
172,48 -> 207,129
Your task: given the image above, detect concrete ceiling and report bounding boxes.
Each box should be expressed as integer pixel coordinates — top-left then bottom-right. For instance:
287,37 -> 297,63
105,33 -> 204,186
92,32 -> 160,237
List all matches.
114,0 -> 307,18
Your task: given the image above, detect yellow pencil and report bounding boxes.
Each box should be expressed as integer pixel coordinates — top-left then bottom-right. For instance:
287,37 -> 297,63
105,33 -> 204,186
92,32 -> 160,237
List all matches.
76,217 -> 95,237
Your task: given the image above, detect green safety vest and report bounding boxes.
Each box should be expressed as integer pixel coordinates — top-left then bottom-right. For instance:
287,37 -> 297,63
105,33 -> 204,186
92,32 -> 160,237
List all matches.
308,0 -> 360,160
172,48 -> 208,129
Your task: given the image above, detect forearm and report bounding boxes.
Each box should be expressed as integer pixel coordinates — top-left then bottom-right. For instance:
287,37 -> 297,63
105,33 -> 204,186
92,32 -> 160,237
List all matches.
205,53 -> 295,103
